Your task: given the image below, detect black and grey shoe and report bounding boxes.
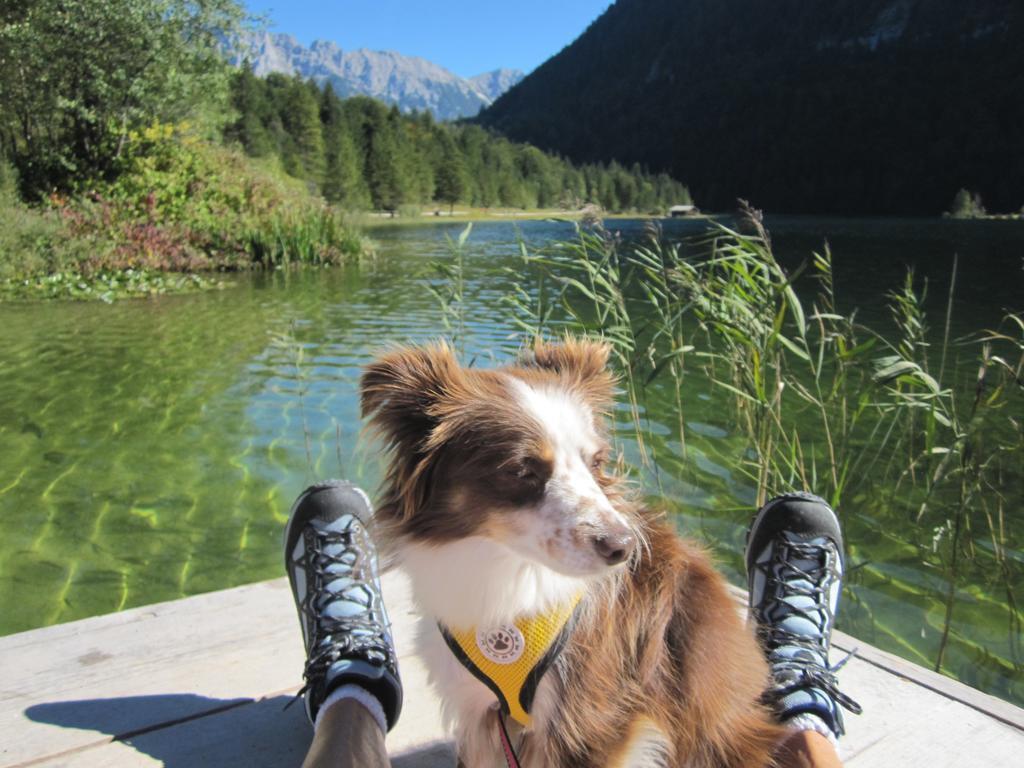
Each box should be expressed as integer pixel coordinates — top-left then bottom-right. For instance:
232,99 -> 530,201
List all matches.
746,492 -> 862,738
284,480 -> 402,730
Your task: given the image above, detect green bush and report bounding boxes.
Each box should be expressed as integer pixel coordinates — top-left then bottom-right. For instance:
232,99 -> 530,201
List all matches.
89,123 -> 371,270
1,125 -> 372,299
0,160 -> 19,203
246,210 -> 371,268
946,188 -> 986,219
0,0 -> 241,197
0,200 -> 59,279
0,166 -> 101,280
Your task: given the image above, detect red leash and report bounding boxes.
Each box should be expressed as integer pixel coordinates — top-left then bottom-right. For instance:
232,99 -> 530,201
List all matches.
497,710 -> 523,768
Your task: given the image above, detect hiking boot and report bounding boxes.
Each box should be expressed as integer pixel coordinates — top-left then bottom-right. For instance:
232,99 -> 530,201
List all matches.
284,480 -> 402,729
746,492 -> 862,738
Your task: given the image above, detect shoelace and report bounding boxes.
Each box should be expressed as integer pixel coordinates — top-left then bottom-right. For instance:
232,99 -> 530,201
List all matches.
754,538 -> 862,718
767,656 -> 863,716
290,526 -> 394,704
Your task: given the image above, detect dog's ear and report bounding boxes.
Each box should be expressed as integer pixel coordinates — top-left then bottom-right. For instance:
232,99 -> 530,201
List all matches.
525,336 -> 616,405
360,342 -> 463,449
361,342 -> 466,522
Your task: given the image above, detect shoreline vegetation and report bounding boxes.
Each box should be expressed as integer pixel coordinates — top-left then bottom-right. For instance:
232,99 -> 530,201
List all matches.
0,1 -> 690,303
0,126 -> 374,301
944,188 -> 1024,221
359,205 -> 694,226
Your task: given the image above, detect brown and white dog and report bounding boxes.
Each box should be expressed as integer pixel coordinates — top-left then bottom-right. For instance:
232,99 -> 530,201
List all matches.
361,338 -> 782,767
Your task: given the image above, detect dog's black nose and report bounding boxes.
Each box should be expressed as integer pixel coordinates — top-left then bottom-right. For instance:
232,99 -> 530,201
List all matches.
592,532 -> 635,565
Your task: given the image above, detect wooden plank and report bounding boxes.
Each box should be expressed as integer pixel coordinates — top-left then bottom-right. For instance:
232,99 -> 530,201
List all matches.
836,653 -> 1021,766
831,632 -> 1024,732
12,696 -> 309,768
1,575 -> 1021,768
0,579 -> 305,766
725,584 -> 1024,731
0,574 -> 446,768
15,695 -> 456,768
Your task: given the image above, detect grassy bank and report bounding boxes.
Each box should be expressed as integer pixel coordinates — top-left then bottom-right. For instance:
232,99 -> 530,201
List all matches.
366,206 -> 587,223
0,124 -> 372,302
358,204 -> 700,228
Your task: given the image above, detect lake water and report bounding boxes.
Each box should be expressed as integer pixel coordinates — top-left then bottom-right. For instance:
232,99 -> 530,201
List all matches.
0,216 -> 1021,706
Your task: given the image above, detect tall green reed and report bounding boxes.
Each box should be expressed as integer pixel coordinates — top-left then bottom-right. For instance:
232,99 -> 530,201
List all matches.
477,206 -> 1021,680
246,209 -> 370,268
427,224 -> 471,356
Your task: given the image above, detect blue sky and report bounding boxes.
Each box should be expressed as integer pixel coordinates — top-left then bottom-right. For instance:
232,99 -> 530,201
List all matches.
243,1 -> 613,78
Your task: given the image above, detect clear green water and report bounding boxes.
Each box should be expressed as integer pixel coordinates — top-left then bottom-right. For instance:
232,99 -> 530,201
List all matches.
0,217 -> 1021,706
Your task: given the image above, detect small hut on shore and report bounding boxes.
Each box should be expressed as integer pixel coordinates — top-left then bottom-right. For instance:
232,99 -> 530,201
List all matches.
668,204 -> 696,217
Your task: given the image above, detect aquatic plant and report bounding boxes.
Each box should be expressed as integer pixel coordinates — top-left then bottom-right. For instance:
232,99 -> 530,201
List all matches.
245,209 -> 370,268
0,268 -> 221,302
427,224 -> 472,356
482,208 -> 1023,685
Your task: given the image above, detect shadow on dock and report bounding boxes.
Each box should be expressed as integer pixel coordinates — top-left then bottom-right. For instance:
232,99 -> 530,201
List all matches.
25,693 -> 451,767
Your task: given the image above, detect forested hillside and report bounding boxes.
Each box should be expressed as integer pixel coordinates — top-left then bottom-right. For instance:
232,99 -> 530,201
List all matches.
224,66 -> 690,213
479,0 -> 1024,215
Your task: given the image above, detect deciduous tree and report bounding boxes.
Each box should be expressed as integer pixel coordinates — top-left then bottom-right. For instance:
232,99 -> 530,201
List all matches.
0,0 -> 243,197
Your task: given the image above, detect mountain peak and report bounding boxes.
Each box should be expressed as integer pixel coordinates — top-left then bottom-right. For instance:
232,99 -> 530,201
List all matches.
469,68 -> 526,102
235,32 -> 521,120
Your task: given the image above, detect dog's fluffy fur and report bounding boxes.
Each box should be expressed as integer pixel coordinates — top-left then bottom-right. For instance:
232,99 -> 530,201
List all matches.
361,339 -> 783,767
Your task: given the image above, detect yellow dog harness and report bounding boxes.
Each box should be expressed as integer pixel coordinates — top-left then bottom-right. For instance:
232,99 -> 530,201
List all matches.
439,593 -> 583,727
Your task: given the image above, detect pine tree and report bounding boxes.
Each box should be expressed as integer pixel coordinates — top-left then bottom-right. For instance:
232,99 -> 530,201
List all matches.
434,129 -> 466,213
320,84 -> 368,207
280,77 -> 325,186
947,188 -> 986,219
362,102 -> 404,213
612,163 -> 637,211
397,112 -> 435,205
226,63 -> 274,157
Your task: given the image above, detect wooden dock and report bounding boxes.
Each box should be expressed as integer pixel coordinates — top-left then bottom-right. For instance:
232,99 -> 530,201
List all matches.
1,572 -> 1021,767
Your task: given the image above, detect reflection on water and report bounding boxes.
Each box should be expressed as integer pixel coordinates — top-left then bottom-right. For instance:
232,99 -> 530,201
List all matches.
0,217 -> 1021,707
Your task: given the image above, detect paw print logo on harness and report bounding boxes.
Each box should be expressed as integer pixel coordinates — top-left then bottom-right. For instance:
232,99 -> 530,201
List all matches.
476,625 -> 525,664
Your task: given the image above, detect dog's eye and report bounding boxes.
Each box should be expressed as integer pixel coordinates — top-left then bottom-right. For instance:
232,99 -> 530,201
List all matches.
589,451 -> 607,471
517,466 -> 539,482
504,464 -> 539,483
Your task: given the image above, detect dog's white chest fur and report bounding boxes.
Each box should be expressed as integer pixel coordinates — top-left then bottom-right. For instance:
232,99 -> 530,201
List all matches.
401,537 -> 586,767
415,609 -> 670,768
416,617 -> 537,768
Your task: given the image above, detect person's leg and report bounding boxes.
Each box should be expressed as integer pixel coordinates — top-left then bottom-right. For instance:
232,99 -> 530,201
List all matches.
284,481 -> 404,768
773,730 -> 845,768
302,698 -> 388,768
745,493 -> 862,768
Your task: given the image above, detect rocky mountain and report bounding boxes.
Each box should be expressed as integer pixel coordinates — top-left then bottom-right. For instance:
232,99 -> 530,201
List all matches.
478,0 -> 1024,215
468,68 -> 525,102
238,32 -> 521,121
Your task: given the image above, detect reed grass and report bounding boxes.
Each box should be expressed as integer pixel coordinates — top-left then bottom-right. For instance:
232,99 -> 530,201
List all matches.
470,206 -> 1022,683
427,224 -> 472,356
245,210 -> 371,268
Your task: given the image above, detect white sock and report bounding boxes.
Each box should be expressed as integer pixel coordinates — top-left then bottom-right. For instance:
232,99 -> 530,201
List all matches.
785,712 -> 838,746
314,684 -> 388,735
